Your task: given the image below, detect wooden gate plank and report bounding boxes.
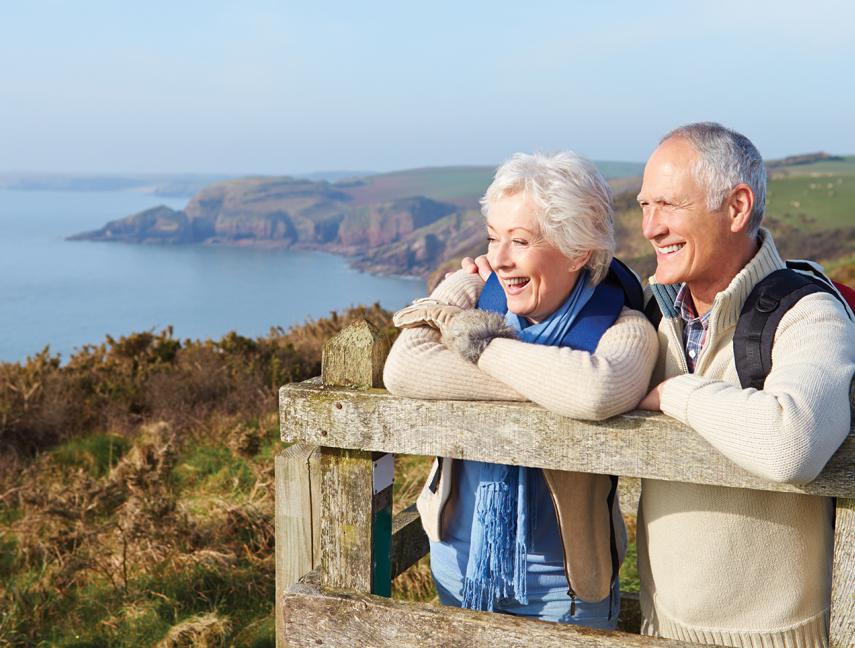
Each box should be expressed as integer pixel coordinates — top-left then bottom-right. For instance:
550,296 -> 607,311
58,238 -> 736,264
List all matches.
282,576 -> 698,648
830,497 -> 855,648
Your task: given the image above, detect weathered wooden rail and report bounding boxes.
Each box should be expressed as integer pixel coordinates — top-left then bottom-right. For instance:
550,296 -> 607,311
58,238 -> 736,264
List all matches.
276,320 -> 855,648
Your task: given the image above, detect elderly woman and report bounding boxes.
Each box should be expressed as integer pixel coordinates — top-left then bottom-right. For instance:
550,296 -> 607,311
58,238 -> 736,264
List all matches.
383,152 -> 657,629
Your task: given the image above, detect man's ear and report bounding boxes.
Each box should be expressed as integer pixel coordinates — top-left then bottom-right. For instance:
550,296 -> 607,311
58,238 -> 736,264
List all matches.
727,184 -> 754,234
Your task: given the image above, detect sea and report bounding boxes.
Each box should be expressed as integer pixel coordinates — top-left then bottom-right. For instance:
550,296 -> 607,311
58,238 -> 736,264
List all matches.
0,189 -> 427,363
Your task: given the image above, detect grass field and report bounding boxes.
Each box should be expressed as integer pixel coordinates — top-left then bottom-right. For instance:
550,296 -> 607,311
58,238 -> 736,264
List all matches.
770,155 -> 855,177
345,166 -> 495,206
345,160 -> 646,207
766,174 -> 855,230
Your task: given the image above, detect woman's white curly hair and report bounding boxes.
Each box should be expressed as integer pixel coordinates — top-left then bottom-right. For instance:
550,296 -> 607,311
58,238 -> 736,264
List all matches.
480,151 -> 615,284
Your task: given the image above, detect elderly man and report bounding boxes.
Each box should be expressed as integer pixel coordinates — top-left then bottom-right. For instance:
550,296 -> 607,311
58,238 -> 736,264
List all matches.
462,123 -> 854,646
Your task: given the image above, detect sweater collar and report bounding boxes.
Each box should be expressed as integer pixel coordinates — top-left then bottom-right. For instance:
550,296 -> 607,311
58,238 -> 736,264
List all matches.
649,228 -> 786,331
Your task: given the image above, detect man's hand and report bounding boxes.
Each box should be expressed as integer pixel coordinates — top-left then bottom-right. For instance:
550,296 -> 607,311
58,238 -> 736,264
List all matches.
638,381 -> 668,411
447,255 -> 494,281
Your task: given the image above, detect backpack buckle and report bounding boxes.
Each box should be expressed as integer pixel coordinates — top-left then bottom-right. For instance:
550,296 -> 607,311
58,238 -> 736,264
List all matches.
756,295 -> 779,313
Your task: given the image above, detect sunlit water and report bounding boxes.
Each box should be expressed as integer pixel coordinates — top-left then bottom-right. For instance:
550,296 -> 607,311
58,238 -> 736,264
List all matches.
0,190 -> 426,362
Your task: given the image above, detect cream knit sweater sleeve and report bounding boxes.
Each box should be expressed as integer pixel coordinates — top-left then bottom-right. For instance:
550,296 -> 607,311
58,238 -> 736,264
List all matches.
384,270 -> 660,419
478,308 -> 658,420
660,292 -> 855,484
383,271 -> 524,401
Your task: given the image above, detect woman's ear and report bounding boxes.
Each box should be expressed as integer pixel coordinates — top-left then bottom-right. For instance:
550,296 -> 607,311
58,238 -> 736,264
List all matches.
570,250 -> 592,272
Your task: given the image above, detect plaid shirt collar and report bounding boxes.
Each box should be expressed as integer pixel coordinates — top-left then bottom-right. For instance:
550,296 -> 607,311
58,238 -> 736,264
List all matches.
674,284 -> 711,372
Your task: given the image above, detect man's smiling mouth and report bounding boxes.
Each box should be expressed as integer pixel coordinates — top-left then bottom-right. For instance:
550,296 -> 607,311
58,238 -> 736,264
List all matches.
656,243 -> 685,255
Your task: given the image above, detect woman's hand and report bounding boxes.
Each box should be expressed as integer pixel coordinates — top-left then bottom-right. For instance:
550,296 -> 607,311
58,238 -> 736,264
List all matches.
462,255 -> 494,281
393,300 -> 516,364
445,255 -> 495,281
393,299 -> 463,332
442,310 -> 517,363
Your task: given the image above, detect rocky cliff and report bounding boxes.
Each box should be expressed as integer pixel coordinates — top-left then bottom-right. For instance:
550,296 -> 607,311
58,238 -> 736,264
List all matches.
70,174 -> 486,277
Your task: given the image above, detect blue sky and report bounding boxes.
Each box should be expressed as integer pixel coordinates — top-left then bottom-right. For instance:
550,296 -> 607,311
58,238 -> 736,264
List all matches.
2,1 -> 853,174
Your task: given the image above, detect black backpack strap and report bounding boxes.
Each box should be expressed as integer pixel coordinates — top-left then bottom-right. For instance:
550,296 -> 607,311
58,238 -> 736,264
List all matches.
734,269 -> 834,390
606,473 -> 620,618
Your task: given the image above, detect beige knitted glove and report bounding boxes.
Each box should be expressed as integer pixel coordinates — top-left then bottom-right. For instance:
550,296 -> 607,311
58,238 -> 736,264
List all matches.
442,309 -> 517,363
392,298 -> 464,332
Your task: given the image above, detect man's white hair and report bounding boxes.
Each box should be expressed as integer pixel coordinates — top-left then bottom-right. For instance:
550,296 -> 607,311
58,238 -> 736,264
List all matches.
480,151 -> 615,284
662,122 -> 767,236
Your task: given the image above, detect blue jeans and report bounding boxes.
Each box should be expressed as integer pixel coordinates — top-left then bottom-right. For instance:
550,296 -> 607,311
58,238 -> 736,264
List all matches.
431,547 -> 621,629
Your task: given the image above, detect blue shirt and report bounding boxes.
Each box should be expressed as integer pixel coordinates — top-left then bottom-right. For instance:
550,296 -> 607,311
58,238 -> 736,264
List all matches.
429,460 -> 619,627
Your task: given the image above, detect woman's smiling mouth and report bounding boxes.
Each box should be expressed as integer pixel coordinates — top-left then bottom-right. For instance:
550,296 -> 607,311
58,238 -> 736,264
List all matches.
502,276 -> 531,294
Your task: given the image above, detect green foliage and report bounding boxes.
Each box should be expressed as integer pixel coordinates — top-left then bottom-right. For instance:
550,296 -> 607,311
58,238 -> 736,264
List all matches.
174,446 -> 254,495
0,304 -> 396,454
620,541 -> 640,593
766,174 -> 855,230
51,434 -> 130,477
0,533 -> 16,579
0,504 -> 22,525
232,615 -> 275,648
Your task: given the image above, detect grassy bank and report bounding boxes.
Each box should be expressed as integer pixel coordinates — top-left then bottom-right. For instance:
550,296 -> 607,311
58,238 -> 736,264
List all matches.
0,305 -> 398,647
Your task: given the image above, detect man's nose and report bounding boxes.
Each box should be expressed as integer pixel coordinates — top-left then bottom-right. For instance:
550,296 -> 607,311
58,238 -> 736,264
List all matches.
642,206 -> 665,241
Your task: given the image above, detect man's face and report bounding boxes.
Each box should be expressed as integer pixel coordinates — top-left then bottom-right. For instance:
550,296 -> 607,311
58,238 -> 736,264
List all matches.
637,137 -> 733,288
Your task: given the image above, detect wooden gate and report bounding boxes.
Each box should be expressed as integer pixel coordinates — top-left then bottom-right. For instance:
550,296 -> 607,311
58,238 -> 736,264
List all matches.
276,321 -> 855,647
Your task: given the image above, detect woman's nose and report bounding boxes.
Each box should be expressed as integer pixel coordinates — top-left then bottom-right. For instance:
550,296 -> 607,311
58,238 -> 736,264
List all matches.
488,241 -> 512,269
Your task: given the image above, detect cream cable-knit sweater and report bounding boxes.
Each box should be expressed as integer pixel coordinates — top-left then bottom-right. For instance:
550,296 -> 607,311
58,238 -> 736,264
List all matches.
639,230 -> 855,648
383,270 -> 658,420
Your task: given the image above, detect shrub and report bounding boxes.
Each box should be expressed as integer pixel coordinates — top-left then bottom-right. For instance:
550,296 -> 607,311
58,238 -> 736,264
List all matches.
0,305 -> 397,647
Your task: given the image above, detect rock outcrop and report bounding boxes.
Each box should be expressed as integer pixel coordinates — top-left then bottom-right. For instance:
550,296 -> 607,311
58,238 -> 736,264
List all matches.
70,175 -> 478,276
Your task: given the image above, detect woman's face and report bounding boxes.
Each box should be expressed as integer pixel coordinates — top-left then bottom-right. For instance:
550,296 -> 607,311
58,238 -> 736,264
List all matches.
486,191 -> 584,324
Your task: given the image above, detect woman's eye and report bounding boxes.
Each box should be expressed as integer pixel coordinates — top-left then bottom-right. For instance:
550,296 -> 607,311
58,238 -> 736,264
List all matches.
512,239 -> 528,246
486,236 -> 496,244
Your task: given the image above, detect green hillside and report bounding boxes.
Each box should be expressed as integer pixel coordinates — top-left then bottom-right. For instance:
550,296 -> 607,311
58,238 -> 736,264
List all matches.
766,175 -> 855,230
347,166 -> 495,205
766,157 -> 855,230
347,160 -> 645,207
769,155 -> 855,176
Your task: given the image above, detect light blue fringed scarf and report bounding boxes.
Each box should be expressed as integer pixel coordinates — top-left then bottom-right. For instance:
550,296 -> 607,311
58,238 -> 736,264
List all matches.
461,270 -> 597,611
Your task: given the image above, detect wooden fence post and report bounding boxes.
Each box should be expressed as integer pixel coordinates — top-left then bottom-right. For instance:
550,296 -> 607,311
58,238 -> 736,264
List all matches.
830,377 -> 855,647
830,497 -> 854,647
319,320 -> 394,595
274,444 -> 320,646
